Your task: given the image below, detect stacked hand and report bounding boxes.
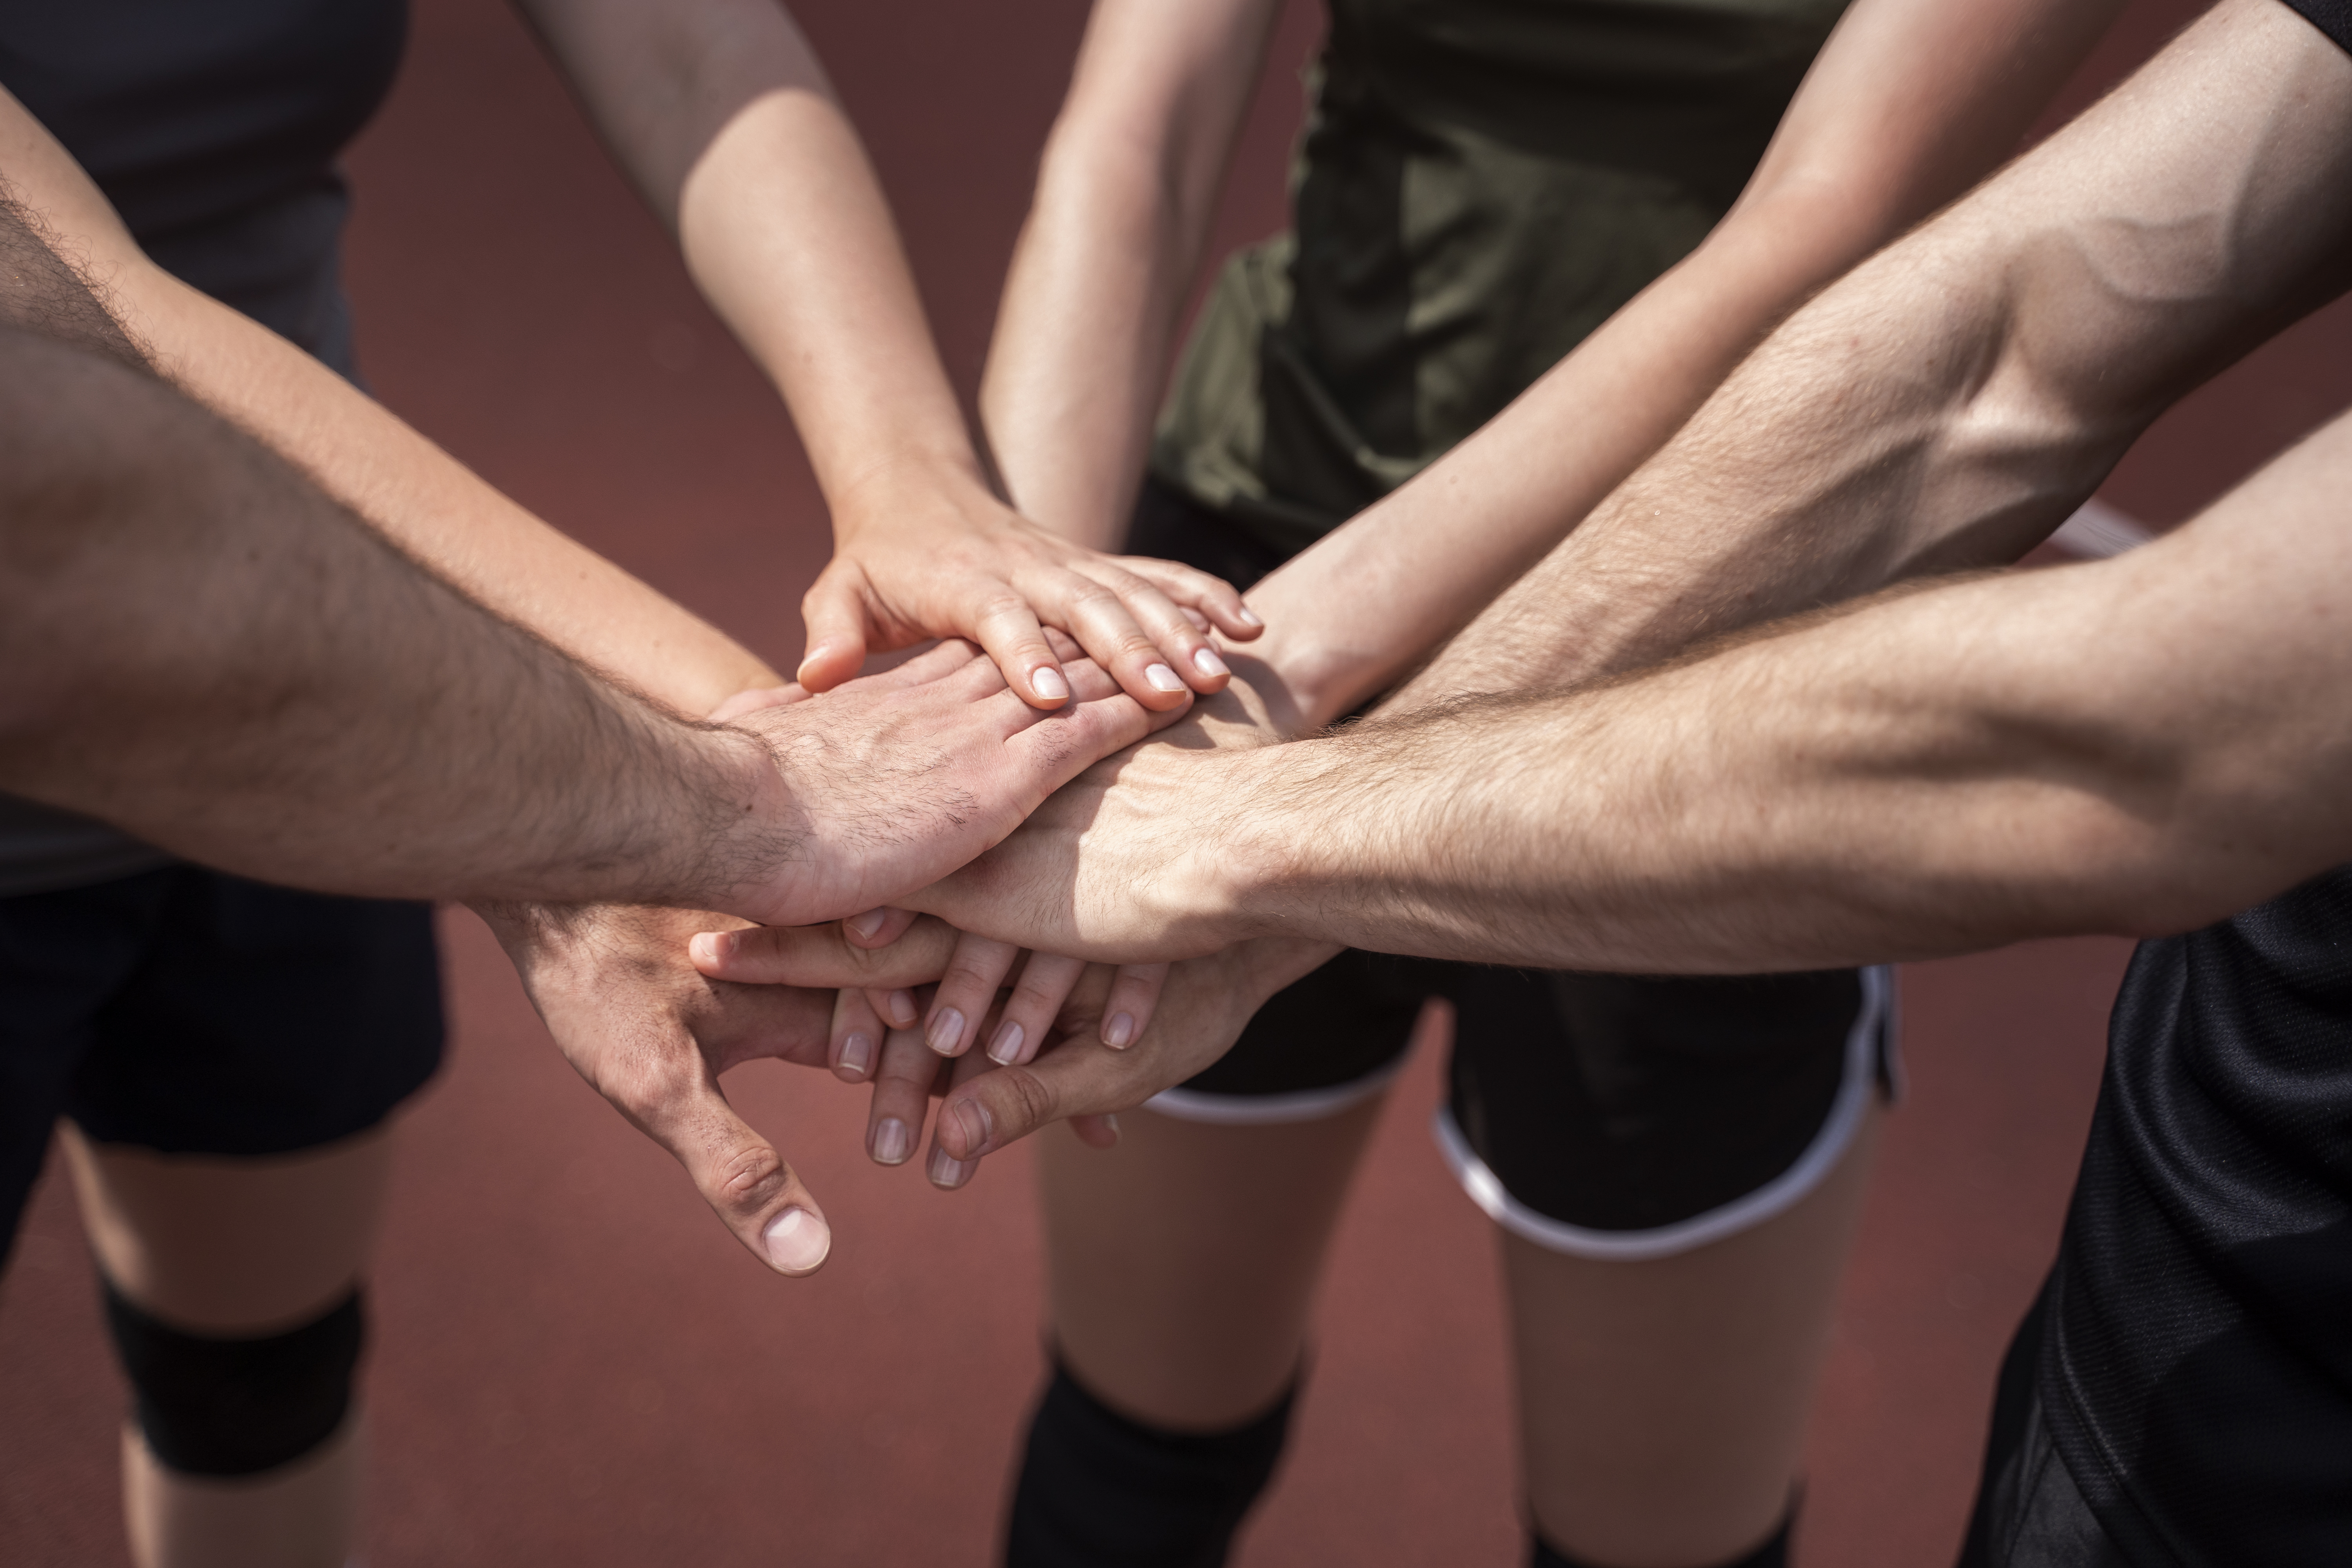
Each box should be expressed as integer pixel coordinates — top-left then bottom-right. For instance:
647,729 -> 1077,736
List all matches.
691,659 -> 1340,1192
799,468 -> 1263,712
479,638 -> 1197,1279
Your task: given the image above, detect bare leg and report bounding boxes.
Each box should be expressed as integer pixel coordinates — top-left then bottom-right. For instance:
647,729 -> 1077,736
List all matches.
62,1122 -> 394,1568
1037,1092 -> 1389,1429
1507,1109 -> 1880,1568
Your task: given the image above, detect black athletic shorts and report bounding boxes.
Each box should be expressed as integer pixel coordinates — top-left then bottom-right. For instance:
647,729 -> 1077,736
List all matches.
1129,478 -> 1895,1258
0,865 -> 445,1268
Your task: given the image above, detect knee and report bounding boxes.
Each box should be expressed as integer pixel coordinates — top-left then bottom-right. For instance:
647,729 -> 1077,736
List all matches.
102,1276 -> 364,1477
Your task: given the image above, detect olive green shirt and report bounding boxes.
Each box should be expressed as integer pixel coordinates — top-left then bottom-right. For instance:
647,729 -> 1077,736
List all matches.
1151,0 -> 1850,557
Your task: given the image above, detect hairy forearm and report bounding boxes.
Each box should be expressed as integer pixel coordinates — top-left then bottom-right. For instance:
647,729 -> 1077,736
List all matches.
1212,539 -> 2348,971
0,330 -> 791,907
0,85 -> 777,716
980,0 -> 1281,546
1396,0 -> 2352,710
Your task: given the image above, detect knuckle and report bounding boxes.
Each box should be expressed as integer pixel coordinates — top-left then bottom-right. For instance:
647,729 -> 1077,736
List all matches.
710,1141 -> 787,1210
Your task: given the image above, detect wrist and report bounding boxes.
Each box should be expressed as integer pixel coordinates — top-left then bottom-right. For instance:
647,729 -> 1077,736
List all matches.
682,722 -> 815,924
1175,745 -> 1303,946
823,446 -> 995,543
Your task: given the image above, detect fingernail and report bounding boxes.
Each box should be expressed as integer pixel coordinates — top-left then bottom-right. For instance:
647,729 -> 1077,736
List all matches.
847,908 -> 887,941
762,1207 -> 831,1273
946,1097 -> 993,1158
1103,1012 -> 1135,1049
872,1118 -> 912,1165
689,933 -> 721,966
927,1142 -> 975,1190
986,1021 -> 1025,1065
1236,605 -> 1262,628
794,645 -> 832,682
1103,1114 -> 1120,1137
838,1031 -> 873,1077
1191,646 -> 1229,679
885,990 -> 917,1028
1145,664 -> 1185,693
1031,665 -> 1070,702
926,1006 -> 966,1055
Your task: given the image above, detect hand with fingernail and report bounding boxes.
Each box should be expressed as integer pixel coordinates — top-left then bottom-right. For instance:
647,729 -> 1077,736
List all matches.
691,663 -> 1310,1179
699,639 -> 1197,928
689,915 -> 1140,1190
794,463 -> 1262,713
476,902 -> 845,1278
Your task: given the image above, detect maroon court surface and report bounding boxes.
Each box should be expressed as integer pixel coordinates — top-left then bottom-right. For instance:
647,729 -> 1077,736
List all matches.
5,2 -> 2351,1562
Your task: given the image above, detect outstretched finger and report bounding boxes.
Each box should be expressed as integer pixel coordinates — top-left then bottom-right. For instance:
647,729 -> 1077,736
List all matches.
1067,561 -> 1235,696
924,931 -> 1023,1057
865,1020 -> 942,1169
925,1048 -> 1002,1191
964,585 -> 1075,710
984,951 -> 1087,1067
1097,962 -> 1171,1049
829,987 -> 884,1083
797,557 -> 878,694
1045,570 -> 1204,711
1116,556 -> 1264,642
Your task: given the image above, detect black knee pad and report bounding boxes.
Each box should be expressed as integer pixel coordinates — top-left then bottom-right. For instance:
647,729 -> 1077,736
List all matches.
101,1276 -> 364,1477
1005,1359 -> 1296,1568
1532,1512 -> 1790,1568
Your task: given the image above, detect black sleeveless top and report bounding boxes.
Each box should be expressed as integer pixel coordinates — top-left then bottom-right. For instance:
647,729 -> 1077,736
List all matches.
2045,867 -> 2352,1563
0,0 -> 408,369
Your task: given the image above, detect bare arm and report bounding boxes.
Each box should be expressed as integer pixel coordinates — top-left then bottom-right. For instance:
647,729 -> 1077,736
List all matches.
979,0 -> 1283,548
520,0 -> 1258,710
0,323 -> 790,910
984,0 -> 2127,726
1393,0 -> 2352,706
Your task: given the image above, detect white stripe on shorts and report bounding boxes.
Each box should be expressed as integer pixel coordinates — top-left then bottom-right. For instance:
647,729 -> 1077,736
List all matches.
1432,965 -> 1895,1261
1143,1055 -> 1409,1127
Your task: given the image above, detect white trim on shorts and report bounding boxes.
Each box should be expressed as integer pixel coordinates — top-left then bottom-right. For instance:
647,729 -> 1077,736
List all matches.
1432,964 -> 1896,1262
1143,1056 -> 1410,1126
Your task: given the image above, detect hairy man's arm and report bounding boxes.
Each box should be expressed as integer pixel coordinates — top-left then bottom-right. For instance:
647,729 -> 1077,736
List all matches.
1394,0 -> 2352,707
1208,406 -> 2352,969
0,85 -> 778,718
0,325 -> 790,910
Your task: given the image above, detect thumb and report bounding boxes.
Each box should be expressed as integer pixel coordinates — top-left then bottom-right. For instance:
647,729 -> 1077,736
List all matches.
798,558 -> 877,693
606,1048 -> 834,1276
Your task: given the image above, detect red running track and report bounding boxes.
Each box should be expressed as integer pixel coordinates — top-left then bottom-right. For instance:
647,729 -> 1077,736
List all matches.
5,1 -> 2351,1562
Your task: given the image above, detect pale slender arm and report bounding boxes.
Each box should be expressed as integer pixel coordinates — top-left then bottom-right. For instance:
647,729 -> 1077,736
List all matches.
520,0 -> 1259,710
980,0 -> 1283,548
